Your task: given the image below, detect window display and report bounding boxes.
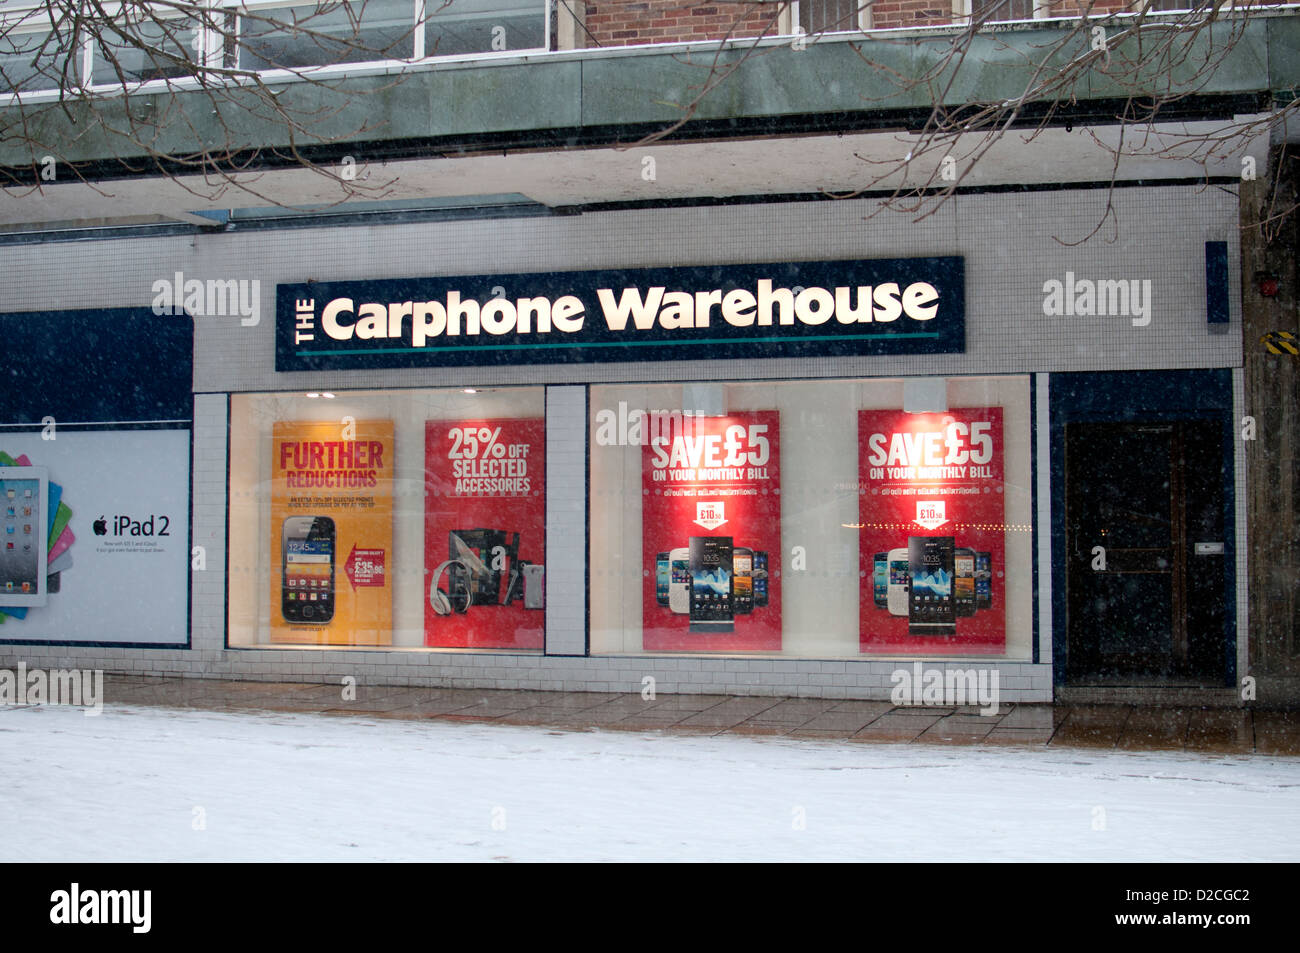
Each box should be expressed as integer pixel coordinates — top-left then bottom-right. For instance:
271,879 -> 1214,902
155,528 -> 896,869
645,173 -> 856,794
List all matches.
228,387 -> 544,650
591,376 -> 1033,659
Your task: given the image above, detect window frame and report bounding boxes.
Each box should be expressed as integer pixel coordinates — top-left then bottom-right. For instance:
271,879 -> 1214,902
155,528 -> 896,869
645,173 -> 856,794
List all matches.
790,0 -> 873,35
1,0 -> 552,103
957,0 -> 1052,24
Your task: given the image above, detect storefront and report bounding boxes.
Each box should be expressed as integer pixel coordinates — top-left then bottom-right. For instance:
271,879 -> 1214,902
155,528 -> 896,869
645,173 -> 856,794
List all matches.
0,185 -> 1246,702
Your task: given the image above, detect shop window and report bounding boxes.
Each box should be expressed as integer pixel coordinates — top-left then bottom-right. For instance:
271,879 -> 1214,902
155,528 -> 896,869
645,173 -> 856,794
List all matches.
228,387 -> 546,650
589,376 -> 1034,660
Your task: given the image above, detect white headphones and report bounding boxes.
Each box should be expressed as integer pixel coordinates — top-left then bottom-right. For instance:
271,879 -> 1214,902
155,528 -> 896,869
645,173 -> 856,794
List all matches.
429,559 -> 473,616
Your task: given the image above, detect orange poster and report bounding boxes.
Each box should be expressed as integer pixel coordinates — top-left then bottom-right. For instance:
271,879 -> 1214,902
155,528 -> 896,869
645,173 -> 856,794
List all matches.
269,420 -> 394,645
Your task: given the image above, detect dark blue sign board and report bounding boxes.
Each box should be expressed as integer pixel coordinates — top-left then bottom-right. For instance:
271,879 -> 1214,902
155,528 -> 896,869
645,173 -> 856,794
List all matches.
276,257 -> 965,371
0,308 -> 194,424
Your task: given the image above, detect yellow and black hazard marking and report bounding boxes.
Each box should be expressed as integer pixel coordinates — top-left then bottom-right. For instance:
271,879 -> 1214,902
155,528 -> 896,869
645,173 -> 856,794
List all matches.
1261,330 -> 1299,356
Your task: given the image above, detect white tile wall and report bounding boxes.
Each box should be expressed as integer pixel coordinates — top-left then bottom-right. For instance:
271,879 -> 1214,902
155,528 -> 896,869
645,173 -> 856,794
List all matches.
545,386 -> 587,656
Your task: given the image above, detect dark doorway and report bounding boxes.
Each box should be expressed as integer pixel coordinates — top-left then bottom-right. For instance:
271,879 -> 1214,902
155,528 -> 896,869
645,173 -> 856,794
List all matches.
1064,419 -> 1229,684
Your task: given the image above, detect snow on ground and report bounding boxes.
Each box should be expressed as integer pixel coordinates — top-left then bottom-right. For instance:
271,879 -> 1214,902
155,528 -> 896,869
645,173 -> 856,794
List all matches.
2,703 -> 1297,862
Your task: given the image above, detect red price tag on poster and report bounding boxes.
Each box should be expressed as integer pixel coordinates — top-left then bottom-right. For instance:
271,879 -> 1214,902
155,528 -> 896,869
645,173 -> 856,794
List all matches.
344,546 -> 385,588
858,408 -> 1006,655
424,418 -> 545,649
641,410 -> 782,652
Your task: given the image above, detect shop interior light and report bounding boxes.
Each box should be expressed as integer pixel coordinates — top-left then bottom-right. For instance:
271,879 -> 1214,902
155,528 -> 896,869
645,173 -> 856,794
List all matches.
903,378 -> 948,414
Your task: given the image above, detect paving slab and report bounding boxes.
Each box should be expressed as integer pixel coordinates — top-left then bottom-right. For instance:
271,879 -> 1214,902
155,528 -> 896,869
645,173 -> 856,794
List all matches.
1254,711 -> 1300,755
21,675 -> 1291,754
1051,706 -> 1132,748
1185,708 -> 1254,753
997,705 -> 1058,730
795,710 -> 891,733
1117,707 -> 1192,751
982,728 -> 1055,746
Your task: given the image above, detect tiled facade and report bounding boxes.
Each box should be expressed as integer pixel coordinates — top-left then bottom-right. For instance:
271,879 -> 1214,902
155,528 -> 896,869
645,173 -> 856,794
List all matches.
0,186 -> 1245,704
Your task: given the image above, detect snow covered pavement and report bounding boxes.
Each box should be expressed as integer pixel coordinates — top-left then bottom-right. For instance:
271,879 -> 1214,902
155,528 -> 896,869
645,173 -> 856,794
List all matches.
2,703 -> 1296,862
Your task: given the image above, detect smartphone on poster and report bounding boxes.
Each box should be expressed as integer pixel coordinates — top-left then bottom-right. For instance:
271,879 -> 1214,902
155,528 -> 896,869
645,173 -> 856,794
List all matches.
733,546 -> 753,615
656,551 -> 670,607
908,536 -> 955,636
753,550 -> 769,608
668,547 -> 690,614
954,547 -> 976,617
689,536 -> 733,634
873,551 -> 888,609
976,551 -> 993,610
281,516 -> 335,624
886,547 -> 909,617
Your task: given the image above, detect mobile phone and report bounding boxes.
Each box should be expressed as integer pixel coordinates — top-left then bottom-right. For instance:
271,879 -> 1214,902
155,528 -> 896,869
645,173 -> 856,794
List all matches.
0,466 -> 48,607
976,551 -> 993,610
733,547 -> 753,615
954,547 -> 976,617
873,551 -> 888,609
656,551 -> 670,607
908,536 -> 955,636
753,550 -> 769,608
281,516 -> 335,624
689,536 -> 733,634
886,547 -> 909,617
668,547 -> 690,614
523,564 -> 545,610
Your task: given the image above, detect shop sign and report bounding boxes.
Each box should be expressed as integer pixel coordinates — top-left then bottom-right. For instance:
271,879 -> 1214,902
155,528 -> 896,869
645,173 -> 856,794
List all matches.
276,257 -> 965,370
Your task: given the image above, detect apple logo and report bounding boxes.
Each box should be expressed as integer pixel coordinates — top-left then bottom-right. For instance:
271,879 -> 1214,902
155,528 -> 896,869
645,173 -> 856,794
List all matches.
93,516 -> 107,536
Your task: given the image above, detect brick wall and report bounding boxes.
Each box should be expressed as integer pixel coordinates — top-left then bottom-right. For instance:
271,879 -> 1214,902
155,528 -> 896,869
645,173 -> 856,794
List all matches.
579,0 -> 1177,47
582,2 -> 782,47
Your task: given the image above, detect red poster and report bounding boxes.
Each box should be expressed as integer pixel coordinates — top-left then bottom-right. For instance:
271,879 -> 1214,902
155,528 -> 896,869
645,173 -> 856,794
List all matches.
424,418 -> 545,649
642,410 -> 781,651
858,408 -> 1006,654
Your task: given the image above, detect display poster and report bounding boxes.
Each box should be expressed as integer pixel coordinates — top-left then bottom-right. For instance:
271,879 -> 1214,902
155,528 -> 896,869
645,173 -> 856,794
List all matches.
270,420 -> 394,645
0,307 -> 192,645
858,408 -> 1006,654
423,418 -> 545,649
0,431 -> 189,644
641,410 -> 781,651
